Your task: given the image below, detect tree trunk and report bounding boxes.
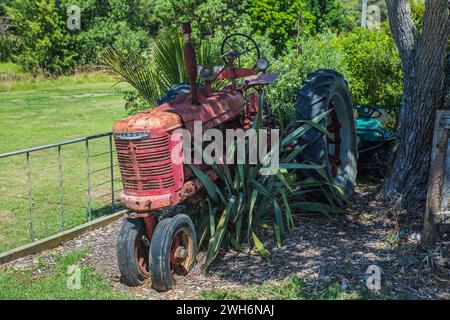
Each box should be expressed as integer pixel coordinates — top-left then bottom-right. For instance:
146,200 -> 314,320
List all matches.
383,0 -> 449,212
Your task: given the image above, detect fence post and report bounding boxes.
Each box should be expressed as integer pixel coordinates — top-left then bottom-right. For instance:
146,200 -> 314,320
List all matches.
423,110 -> 450,244
26,152 -> 35,241
58,145 -> 65,231
109,134 -> 115,213
86,140 -> 92,222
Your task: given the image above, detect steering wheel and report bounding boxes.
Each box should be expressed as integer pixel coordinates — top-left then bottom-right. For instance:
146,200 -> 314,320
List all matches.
358,105 -> 382,119
221,33 -> 260,69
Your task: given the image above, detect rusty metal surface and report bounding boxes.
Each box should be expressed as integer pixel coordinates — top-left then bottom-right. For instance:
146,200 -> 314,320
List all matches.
112,111 -> 183,135
241,72 -> 280,87
119,170 -> 218,212
112,89 -> 245,137
111,26 -> 246,212
121,192 -> 178,212
182,22 -> 199,105
143,215 -> 158,241
113,111 -> 185,199
115,133 -> 184,196
112,86 -> 241,208
170,229 -> 192,275
158,91 -> 245,134
327,106 -> 342,178
218,67 -> 257,81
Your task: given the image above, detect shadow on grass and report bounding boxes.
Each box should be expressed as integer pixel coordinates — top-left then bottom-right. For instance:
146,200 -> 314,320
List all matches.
90,202 -> 124,220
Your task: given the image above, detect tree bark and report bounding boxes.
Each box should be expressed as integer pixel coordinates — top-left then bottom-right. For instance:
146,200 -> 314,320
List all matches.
383,0 -> 449,212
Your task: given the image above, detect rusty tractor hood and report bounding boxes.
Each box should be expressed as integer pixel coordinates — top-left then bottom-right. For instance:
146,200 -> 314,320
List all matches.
113,90 -> 245,135
113,110 -> 183,136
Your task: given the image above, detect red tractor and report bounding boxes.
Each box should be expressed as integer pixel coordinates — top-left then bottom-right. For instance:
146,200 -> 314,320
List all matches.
112,23 -> 357,291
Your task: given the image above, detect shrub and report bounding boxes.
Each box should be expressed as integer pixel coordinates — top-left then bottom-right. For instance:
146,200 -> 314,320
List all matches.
4,0 -> 77,74
267,28 -> 403,123
120,89 -> 150,115
246,0 -> 316,55
337,27 -> 403,115
4,0 -> 158,74
74,20 -> 151,66
304,0 -> 346,34
151,0 -> 248,41
267,33 -> 348,122
0,34 -> 20,62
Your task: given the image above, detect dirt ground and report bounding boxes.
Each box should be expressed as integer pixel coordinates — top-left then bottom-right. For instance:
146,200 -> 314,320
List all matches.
3,183 -> 449,300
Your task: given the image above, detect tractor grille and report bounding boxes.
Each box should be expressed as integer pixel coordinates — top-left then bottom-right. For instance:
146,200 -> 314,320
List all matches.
115,134 -> 179,195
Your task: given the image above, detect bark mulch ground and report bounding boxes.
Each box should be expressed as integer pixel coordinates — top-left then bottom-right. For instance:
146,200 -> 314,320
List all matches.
3,182 -> 449,299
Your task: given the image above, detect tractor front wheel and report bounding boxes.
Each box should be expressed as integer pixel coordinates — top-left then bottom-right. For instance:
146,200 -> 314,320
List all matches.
117,217 -> 151,286
295,69 -> 357,197
149,214 -> 197,292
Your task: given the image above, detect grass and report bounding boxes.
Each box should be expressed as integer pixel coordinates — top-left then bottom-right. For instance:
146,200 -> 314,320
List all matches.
0,77 -> 128,152
0,62 -> 117,91
0,64 -> 132,252
201,276 -> 372,300
0,62 -> 26,75
0,247 -> 134,300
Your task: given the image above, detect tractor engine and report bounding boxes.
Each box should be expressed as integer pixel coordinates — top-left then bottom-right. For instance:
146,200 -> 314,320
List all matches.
112,90 -> 245,213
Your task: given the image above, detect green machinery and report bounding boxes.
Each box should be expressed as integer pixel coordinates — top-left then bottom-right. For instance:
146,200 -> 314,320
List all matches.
355,105 -> 396,174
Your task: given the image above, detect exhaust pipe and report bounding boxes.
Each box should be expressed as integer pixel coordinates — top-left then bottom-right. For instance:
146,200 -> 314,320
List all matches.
181,22 -> 199,105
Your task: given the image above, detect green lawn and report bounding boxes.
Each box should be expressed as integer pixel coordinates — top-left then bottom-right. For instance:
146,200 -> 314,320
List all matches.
201,276 -> 370,300
0,247 -> 133,300
0,73 -> 128,152
0,71 -> 131,252
0,247 -> 366,300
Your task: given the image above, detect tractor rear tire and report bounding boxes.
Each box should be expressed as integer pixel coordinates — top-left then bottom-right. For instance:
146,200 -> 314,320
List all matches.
295,69 -> 357,197
117,218 -> 150,286
149,214 -> 197,292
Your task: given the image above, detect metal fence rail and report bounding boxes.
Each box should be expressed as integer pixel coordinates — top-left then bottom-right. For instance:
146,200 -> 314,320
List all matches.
0,132 -> 122,247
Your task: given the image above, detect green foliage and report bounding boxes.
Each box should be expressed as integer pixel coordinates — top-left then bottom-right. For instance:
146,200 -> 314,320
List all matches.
4,0 -> 77,74
71,0 -> 158,65
304,0 -> 345,33
3,0 -> 398,80
410,0 -> 425,31
0,62 -> 24,75
151,0 -> 247,40
268,28 -> 403,122
336,28 -> 403,114
4,0 -> 157,73
0,34 -> 20,62
104,32 -> 221,109
267,33 -> 348,119
247,0 -> 316,54
120,89 -> 150,115
340,0 -> 388,29
191,109 -> 346,270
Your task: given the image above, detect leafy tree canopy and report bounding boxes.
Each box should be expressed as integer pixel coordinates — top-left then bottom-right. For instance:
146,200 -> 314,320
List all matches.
246,0 -> 315,54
